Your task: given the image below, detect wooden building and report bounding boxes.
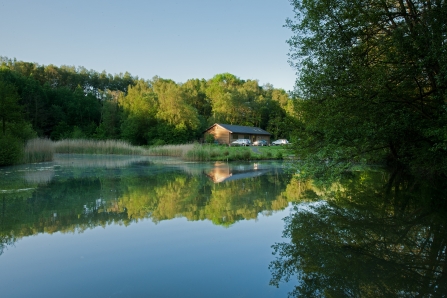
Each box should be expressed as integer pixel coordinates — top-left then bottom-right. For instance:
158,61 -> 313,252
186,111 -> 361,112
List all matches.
203,123 -> 271,145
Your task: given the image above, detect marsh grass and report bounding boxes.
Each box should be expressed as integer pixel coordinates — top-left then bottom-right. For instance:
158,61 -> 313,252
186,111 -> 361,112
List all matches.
54,139 -> 148,155
23,138 -> 55,163
184,144 -> 213,161
20,138 -> 291,165
147,144 -> 195,158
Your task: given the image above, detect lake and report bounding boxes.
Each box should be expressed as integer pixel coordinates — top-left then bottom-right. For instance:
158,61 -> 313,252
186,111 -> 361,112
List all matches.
0,154 -> 296,298
0,154 -> 446,297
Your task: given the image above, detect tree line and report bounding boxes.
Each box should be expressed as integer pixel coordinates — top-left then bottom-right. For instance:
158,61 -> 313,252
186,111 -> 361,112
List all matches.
0,57 -> 298,151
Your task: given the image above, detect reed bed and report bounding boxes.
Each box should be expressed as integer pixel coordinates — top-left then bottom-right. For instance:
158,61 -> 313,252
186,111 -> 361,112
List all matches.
21,138 -> 286,165
23,138 -> 55,163
54,139 -> 148,155
147,143 -> 195,158
183,143 -> 216,161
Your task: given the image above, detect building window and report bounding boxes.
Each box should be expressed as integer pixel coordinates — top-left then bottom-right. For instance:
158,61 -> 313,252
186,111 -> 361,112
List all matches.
232,134 -> 238,139
244,135 -> 249,139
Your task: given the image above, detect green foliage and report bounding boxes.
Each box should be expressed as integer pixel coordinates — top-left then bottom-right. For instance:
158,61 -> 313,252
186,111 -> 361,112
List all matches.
152,139 -> 166,146
50,121 -> 70,140
275,151 -> 283,160
270,170 -> 447,297
0,135 -> 23,166
95,92 -> 121,139
0,80 -> 23,135
0,57 -> 298,148
204,133 -> 215,144
286,0 -> 447,177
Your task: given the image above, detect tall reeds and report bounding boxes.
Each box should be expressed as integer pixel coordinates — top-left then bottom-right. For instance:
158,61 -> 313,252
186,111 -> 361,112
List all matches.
54,139 -> 148,155
147,144 -> 195,158
184,143 -> 213,161
20,138 -> 273,165
23,138 -> 54,163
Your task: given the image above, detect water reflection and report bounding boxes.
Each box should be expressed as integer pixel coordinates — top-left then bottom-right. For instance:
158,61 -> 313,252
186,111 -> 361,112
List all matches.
0,158 -> 304,256
23,167 -> 55,185
53,153 -> 154,169
270,170 -> 447,297
205,162 -> 274,183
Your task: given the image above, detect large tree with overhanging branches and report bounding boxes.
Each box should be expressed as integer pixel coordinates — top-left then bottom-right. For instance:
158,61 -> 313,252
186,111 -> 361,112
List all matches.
287,0 -> 447,177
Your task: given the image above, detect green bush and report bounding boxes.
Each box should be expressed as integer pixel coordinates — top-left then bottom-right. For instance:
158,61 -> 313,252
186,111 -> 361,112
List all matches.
152,139 -> 166,146
243,150 -> 251,160
0,136 -> 23,166
275,151 -> 283,160
205,134 -> 215,144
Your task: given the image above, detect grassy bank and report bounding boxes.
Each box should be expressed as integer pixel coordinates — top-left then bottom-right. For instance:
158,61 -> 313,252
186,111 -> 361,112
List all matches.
182,143 -> 291,161
145,143 -> 292,161
20,139 -> 291,164
22,138 -> 149,163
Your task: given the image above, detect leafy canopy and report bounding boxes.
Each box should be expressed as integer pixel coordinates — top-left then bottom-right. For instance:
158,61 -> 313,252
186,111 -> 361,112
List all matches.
286,0 -> 447,177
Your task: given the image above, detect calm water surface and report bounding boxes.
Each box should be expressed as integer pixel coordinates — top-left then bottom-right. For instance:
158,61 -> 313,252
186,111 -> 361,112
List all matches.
0,154 -> 296,298
1,154 -> 446,297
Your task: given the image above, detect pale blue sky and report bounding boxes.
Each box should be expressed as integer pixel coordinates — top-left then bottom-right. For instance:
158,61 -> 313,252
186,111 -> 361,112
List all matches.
0,0 -> 296,90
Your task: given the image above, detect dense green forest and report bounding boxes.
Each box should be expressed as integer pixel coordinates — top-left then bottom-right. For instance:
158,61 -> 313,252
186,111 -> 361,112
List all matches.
0,57 -> 297,149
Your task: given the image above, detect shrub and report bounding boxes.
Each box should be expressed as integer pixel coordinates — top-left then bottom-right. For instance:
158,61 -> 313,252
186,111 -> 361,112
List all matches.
0,136 -> 23,166
152,139 -> 166,146
243,150 -> 251,160
205,134 -> 215,144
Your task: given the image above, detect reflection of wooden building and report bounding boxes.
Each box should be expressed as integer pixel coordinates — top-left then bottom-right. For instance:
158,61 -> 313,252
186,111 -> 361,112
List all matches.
205,164 -> 233,183
204,123 -> 271,145
205,163 -> 268,183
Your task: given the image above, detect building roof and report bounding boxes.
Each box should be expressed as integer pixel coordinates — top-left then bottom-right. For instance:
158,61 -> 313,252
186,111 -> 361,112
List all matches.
205,123 -> 271,135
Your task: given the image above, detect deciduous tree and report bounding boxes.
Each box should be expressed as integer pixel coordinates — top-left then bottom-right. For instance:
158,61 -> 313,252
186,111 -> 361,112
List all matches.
287,0 -> 447,176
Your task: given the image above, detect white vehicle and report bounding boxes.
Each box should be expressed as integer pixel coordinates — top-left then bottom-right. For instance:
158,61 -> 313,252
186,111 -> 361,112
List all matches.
271,139 -> 289,146
230,139 -> 251,146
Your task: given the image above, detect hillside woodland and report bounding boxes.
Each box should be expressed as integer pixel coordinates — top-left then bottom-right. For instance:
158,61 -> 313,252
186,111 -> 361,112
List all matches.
0,57 -> 298,165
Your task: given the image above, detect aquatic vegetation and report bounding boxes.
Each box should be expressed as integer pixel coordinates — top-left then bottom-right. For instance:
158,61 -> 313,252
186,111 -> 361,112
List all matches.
23,138 -> 54,163
54,139 -> 148,155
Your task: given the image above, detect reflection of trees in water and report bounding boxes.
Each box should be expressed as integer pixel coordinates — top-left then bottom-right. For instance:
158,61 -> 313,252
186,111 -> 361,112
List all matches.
24,168 -> 54,185
270,170 -> 447,297
0,164 -> 305,254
